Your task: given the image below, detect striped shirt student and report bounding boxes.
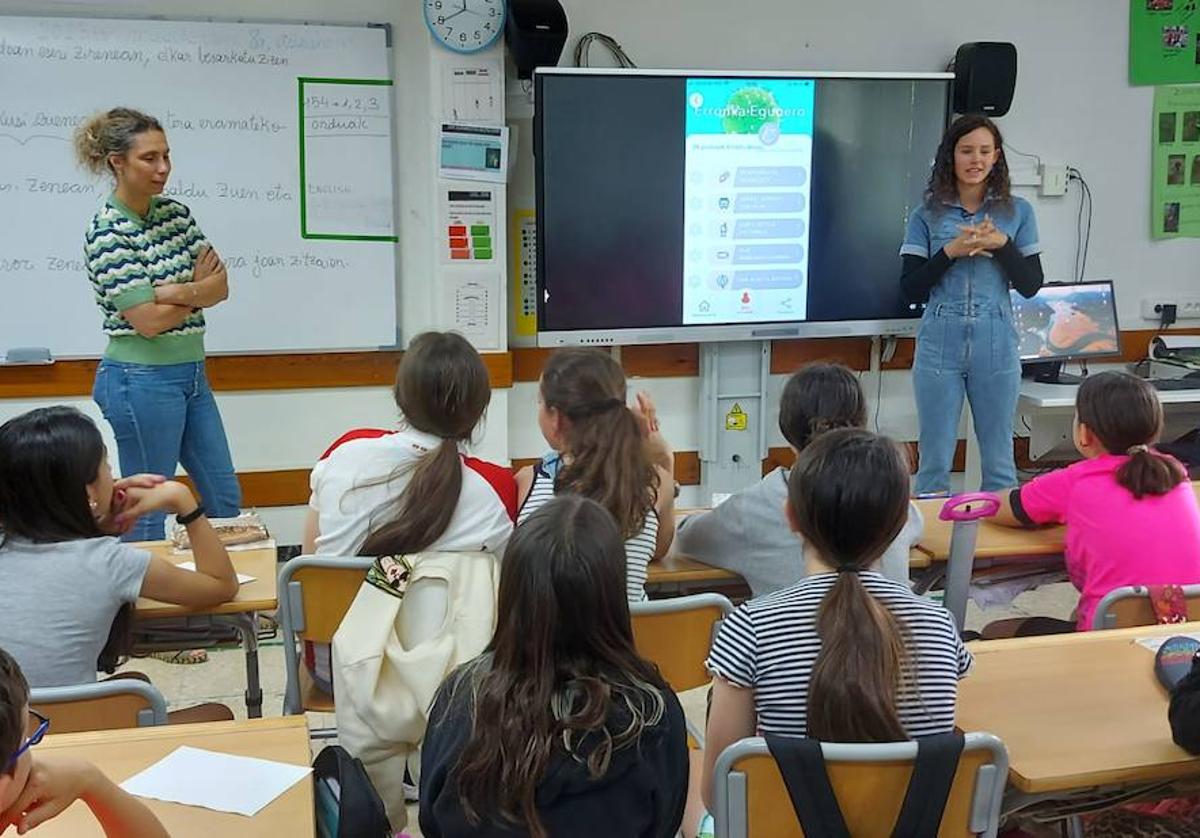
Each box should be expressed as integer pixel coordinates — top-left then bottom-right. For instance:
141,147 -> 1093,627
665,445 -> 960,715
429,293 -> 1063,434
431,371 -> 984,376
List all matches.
84,194 -> 209,364
519,458 -> 658,602
706,571 -> 971,738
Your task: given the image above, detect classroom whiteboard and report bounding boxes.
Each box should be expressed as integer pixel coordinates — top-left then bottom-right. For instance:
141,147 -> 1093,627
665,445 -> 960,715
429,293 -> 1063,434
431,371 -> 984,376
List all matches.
0,16 -> 398,357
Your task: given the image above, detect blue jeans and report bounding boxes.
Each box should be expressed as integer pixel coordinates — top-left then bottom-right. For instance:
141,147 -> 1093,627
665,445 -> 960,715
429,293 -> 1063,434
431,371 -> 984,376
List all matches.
93,360 -> 242,541
912,302 -> 1020,494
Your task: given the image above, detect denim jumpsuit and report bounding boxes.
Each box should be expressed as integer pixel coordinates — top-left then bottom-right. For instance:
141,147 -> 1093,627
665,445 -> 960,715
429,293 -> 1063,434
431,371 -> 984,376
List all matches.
901,195 -> 1041,494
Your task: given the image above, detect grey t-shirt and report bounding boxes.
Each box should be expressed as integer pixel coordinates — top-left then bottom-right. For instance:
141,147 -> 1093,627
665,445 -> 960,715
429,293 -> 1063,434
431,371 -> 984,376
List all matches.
674,468 -> 923,598
0,537 -> 151,687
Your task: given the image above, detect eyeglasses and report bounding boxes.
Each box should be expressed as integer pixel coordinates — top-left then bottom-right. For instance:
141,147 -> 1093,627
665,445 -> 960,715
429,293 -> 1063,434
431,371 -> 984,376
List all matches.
6,711 -> 49,769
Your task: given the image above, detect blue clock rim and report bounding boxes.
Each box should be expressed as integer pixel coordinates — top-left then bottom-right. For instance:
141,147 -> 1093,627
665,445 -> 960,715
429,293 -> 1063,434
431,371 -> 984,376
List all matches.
423,0 -> 506,54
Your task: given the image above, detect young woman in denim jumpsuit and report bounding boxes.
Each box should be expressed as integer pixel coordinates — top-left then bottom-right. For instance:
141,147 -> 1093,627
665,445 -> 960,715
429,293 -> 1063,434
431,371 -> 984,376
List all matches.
901,115 -> 1044,494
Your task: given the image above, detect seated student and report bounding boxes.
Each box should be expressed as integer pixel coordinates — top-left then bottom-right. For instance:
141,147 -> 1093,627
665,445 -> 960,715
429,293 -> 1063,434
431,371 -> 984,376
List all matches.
517,348 -> 675,602
989,371 -> 1200,635
0,407 -> 238,722
420,495 -> 688,838
302,331 -> 516,694
691,429 -> 970,836
675,362 -> 922,595
1171,652 -> 1200,755
0,646 -> 167,837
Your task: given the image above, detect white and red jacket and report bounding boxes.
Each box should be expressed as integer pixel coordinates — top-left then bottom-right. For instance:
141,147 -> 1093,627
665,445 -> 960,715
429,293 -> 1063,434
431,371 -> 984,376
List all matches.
309,427 -> 516,557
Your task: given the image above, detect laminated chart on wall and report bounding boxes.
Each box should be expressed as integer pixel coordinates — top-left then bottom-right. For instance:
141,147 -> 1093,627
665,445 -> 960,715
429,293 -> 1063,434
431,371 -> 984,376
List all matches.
299,78 -> 397,241
441,189 -> 497,262
1131,0 -> 1200,85
1152,84 -> 1200,238
510,209 -> 537,339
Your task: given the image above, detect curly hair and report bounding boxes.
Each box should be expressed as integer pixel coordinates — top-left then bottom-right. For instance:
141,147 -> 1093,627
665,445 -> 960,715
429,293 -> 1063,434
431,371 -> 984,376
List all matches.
925,114 -> 1011,208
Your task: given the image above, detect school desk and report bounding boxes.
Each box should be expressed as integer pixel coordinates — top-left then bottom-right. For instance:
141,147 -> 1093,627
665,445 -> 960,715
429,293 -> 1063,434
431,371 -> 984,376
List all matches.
957,621 -> 1200,800
31,716 -> 313,837
132,541 -> 279,718
645,550 -> 933,598
915,481 -> 1200,562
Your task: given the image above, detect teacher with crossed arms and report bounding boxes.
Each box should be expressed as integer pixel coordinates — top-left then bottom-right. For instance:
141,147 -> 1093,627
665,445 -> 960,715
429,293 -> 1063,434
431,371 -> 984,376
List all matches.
75,107 -> 241,541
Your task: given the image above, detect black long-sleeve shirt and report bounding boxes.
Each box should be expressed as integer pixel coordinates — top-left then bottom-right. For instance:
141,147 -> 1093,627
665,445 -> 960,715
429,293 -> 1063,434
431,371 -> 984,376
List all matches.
900,241 -> 1044,305
1170,657 -> 1200,755
419,666 -> 689,838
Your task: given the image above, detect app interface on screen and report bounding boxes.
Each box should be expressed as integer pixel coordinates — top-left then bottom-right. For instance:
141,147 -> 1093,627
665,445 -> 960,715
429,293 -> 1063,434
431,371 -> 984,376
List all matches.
682,78 -> 815,326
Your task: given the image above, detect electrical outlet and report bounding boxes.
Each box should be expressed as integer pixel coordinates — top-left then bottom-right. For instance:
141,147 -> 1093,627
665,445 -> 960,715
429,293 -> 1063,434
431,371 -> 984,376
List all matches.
1141,297 -> 1200,321
1038,163 -> 1068,197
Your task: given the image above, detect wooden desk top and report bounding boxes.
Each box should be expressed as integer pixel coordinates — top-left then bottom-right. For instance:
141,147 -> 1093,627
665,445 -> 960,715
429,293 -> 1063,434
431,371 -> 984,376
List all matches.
957,622 -> 1200,794
31,717 -> 313,837
913,501 -> 1065,562
133,541 -> 279,619
646,548 -> 932,585
914,483 -> 1200,562
648,553 -> 742,584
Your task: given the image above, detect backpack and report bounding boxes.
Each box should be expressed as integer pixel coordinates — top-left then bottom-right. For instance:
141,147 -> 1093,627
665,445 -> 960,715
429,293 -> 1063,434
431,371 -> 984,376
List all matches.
313,745 -> 392,838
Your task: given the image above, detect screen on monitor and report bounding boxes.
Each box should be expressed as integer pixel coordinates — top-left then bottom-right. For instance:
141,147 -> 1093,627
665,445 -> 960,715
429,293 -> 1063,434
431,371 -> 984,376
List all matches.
534,69 -> 951,345
1009,281 -> 1121,363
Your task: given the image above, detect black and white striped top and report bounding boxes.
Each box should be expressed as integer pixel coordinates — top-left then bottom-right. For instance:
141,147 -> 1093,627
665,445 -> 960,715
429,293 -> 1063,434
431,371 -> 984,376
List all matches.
518,464 -> 658,602
706,571 -> 971,739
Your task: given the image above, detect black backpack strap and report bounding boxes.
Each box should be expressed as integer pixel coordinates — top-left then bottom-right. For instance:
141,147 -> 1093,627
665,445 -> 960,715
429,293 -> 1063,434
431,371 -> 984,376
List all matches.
764,734 -> 850,838
891,732 -> 965,838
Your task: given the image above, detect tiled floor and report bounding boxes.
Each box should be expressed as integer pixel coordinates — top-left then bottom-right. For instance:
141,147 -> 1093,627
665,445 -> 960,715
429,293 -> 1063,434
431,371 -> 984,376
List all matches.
138,579 -> 1082,837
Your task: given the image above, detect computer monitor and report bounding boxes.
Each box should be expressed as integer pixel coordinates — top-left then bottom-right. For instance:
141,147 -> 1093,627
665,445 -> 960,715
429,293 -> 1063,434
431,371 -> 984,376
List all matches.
1009,280 -> 1121,384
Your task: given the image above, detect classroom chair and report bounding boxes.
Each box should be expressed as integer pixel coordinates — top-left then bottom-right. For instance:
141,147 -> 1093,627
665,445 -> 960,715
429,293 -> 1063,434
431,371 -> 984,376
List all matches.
278,555 -> 372,717
1091,584 -> 1200,629
31,679 -> 168,733
711,733 -> 1009,838
631,593 -> 733,746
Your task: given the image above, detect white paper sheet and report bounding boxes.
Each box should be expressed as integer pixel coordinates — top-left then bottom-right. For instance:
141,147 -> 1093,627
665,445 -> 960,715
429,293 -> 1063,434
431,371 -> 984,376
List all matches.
1136,632 -> 1200,653
177,562 -> 255,585
121,746 -> 311,817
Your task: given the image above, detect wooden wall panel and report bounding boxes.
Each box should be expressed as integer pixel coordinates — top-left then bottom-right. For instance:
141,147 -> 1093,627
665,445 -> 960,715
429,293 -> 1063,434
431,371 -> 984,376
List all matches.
511,450 -> 702,487
765,440 -> 967,477
770,337 -> 872,373
622,344 -> 700,378
0,351 -> 513,398
189,441 -> 1067,509
9,325 -> 1183,400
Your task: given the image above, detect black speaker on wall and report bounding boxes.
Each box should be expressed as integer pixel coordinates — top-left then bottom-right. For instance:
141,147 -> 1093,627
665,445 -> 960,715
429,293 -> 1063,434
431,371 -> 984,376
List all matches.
951,42 -> 1017,117
505,0 -> 568,80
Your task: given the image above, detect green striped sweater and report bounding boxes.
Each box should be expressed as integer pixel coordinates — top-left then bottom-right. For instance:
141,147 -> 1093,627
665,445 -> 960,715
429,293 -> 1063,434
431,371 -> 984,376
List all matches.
84,194 -> 208,365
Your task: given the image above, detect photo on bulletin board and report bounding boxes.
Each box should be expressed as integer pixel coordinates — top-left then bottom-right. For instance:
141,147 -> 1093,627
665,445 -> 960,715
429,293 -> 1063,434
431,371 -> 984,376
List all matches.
1131,0 -> 1200,85
1162,110 -> 1179,142
1152,85 -> 1200,237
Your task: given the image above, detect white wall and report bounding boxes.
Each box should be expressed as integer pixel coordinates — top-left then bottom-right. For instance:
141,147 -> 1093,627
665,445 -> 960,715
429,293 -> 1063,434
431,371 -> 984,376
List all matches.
2,0 -> 1193,540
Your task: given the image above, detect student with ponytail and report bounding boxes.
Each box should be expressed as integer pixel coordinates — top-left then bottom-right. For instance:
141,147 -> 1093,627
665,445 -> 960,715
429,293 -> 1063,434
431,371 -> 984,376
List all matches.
992,371 -> 1200,633
302,331 -> 515,694
517,348 -> 676,601
694,429 -> 970,829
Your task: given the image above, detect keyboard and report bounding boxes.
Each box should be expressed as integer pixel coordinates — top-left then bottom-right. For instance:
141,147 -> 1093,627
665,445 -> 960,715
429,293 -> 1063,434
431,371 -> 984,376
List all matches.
1149,377 -> 1200,391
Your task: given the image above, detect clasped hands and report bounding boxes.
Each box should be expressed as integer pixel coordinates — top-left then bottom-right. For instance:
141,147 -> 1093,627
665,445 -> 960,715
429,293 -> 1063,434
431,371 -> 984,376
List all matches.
945,215 -> 1008,260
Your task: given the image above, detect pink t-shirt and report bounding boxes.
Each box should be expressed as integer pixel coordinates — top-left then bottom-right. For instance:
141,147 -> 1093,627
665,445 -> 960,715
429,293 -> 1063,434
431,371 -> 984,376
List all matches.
1017,454 -> 1200,630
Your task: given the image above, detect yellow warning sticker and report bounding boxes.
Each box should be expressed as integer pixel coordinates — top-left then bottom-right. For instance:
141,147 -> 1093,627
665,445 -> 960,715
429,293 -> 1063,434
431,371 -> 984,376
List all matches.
725,403 -> 748,431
